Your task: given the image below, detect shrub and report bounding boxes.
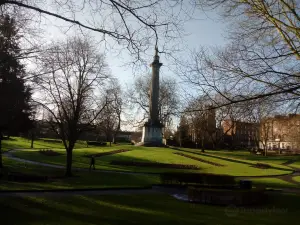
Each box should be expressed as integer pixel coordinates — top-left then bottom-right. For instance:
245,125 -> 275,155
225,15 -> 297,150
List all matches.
1,136 -> 16,140
87,141 -> 107,146
85,149 -> 130,158
160,172 -> 236,186
174,153 -> 224,167
39,149 -> 63,156
110,161 -> 200,170
254,163 -> 271,169
42,139 -> 62,143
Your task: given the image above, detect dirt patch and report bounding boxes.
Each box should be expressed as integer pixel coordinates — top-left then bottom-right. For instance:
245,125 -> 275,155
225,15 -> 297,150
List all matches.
174,153 -> 224,167
110,160 -> 200,170
85,149 -> 131,158
39,149 -> 63,156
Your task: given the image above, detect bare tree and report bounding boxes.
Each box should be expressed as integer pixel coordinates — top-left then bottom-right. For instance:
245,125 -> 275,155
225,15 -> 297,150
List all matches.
127,75 -> 179,134
96,80 -> 123,146
1,0 -> 192,63
181,0 -> 300,111
260,118 -> 273,156
175,115 -> 190,147
34,36 -> 110,176
183,96 -> 217,151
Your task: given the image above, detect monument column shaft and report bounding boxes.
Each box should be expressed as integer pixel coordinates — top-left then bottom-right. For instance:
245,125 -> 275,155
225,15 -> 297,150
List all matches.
150,63 -> 161,123
139,47 -> 164,146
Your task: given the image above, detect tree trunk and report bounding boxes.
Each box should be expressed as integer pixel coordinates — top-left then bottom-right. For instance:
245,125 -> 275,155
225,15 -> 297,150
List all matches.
30,131 -> 34,149
65,148 -> 73,177
264,142 -> 267,156
201,137 -> 205,153
0,134 -> 3,169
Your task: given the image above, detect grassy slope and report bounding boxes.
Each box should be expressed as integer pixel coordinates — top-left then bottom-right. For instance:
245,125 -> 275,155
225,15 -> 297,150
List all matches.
293,176 -> 300,182
196,149 -> 300,166
2,137 -> 298,189
0,193 -> 298,225
11,146 -> 293,176
1,137 -> 87,151
0,156 -> 160,190
249,177 -> 299,188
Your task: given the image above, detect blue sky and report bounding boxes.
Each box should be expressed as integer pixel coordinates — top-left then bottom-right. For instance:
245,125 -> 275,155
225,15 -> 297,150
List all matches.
38,8 -> 228,89
107,11 -> 228,87
29,6 -> 229,130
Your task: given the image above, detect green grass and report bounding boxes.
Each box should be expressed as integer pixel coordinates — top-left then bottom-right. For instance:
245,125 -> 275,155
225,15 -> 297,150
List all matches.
248,177 -> 299,189
1,137 -> 87,151
292,176 -> 300,183
10,147 -> 293,176
178,148 -> 293,169
0,156 -> 160,190
1,137 -> 296,191
0,193 -> 297,225
193,148 -> 300,166
2,137 -> 293,176
290,161 -> 300,168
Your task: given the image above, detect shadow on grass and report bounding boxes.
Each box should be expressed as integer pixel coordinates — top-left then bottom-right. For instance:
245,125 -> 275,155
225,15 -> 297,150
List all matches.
0,193 -> 300,225
211,151 -> 300,163
173,148 -> 292,172
0,195 -> 189,225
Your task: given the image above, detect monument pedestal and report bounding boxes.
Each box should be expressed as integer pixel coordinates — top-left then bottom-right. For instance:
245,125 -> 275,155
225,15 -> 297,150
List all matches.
137,121 -> 166,147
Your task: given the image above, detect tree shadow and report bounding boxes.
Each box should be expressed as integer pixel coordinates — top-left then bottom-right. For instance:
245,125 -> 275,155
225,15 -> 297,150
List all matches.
172,148 -> 292,172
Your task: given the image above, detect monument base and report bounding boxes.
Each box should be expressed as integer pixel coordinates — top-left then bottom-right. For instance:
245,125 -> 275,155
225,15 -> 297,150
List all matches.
136,124 -> 166,147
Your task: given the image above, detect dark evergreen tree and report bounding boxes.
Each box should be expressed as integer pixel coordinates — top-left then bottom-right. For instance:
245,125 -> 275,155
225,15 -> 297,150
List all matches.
0,15 -> 33,168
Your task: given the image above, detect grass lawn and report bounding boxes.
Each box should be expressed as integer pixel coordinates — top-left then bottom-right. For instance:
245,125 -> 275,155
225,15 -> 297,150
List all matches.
1,137 -> 87,151
10,147 -> 293,176
178,148 -> 293,169
0,156 -> 160,190
248,177 -> 299,189
0,193 -> 298,225
292,176 -> 300,183
1,137 -> 297,190
290,161 -> 300,168
195,148 -> 300,166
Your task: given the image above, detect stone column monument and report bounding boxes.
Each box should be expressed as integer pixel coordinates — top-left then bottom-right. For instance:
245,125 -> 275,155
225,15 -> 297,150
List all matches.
140,47 -> 164,146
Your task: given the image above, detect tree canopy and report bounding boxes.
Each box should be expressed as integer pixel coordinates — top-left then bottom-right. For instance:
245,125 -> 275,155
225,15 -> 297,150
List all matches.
0,14 -> 33,167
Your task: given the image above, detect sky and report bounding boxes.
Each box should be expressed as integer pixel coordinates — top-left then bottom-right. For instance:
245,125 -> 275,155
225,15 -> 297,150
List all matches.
22,2 -> 229,131
107,11 -> 228,87
34,3 -> 228,89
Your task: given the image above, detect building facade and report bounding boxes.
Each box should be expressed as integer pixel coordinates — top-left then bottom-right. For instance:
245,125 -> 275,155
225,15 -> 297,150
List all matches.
187,108 -> 217,148
259,114 -> 300,151
222,119 -> 259,149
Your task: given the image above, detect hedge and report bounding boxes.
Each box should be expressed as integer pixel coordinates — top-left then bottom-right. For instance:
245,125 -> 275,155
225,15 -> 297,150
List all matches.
87,141 -> 107,146
110,161 -> 200,170
160,172 -> 236,185
174,153 -> 224,167
85,149 -> 130,157
42,139 -> 62,143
